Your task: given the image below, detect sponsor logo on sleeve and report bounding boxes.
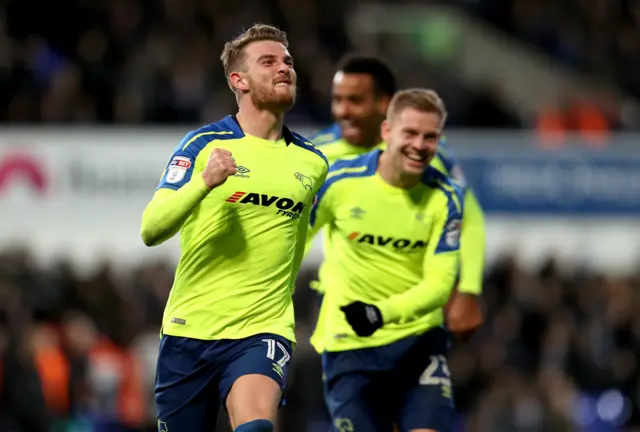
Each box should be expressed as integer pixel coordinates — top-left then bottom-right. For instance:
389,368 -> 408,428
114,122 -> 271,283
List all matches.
165,156 -> 191,184
444,219 -> 461,247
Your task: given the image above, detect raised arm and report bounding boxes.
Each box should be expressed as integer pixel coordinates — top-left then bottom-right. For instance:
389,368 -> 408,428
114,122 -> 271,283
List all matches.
141,141 -> 237,246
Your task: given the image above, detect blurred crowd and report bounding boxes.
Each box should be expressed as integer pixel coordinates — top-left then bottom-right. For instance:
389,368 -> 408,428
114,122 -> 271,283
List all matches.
469,0 -> 640,136
0,0 -> 548,128
1,0 -> 636,138
471,0 -> 640,99
1,0 -> 352,125
1,245 -> 639,432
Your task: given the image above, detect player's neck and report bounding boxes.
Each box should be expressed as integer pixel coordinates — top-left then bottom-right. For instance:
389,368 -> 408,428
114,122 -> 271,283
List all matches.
346,132 -> 383,149
236,103 -> 285,142
377,152 -> 421,189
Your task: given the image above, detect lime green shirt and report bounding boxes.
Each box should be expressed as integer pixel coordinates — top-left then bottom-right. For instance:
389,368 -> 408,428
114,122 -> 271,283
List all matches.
141,116 -> 328,343
308,149 -> 464,352
311,124 -> 486,295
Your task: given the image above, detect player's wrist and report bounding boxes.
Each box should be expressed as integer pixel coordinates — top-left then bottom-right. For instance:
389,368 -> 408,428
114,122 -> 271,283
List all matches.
194,173 -> 214,192
456,286 -> 482,296
200,173 -> 212,190
375,299 -> 398,325
309,280 -> 324,293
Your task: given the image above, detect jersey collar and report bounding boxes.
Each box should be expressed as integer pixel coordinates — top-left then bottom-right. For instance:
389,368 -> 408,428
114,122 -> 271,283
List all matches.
229,115 -> 293,146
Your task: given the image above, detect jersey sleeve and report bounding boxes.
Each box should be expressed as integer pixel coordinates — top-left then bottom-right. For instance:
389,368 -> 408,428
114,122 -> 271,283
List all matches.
437,137 -> 467,188
375,184 -> 464,324
307,172 -> 337,243
310,124 -> 341,146
438,138 -> 486,295
458,189 -> 486,295
292,164 -> 329,282
301,172 -> 336,294
141,134 -> 210,246
156,133 -> 204,191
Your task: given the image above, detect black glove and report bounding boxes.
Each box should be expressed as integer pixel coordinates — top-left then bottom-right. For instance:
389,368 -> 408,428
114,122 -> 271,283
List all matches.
340,301 -> 383,337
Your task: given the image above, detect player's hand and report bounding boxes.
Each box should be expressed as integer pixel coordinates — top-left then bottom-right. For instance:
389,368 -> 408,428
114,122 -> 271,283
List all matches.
445,292 -> 484,339
202,148 -> 237,189
340,301 -> 383,337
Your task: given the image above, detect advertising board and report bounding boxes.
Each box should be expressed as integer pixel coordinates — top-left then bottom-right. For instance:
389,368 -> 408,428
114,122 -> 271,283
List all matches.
0,129 -> 638,273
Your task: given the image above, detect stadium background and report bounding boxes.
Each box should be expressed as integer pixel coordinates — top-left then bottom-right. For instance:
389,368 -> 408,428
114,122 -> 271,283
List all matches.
2,0 -> 640,431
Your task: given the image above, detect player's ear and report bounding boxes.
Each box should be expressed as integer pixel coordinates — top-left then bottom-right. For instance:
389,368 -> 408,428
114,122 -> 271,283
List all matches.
229,72 -> 249,92
381,119 -> 391,143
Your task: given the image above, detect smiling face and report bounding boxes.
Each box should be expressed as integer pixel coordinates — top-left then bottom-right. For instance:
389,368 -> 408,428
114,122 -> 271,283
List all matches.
331,71 -> 388,147
381,107 -> 442,176
232,40 -> 297,111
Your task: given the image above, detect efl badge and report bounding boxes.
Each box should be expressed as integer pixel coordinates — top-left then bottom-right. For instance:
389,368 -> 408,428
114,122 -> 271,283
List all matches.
165,156 -> 191,184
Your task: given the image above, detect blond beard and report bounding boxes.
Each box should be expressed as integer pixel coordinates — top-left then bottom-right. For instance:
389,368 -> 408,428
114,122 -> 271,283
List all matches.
248,80 -> 296,111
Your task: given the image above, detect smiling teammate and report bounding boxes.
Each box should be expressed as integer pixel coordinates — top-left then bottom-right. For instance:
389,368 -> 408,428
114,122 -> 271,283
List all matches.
310,89 -> 463,432
311,55 -> 485,342
140,24 -> 328,432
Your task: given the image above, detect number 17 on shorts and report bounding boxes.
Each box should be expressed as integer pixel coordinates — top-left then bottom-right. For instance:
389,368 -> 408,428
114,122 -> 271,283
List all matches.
262,338 -> 291,379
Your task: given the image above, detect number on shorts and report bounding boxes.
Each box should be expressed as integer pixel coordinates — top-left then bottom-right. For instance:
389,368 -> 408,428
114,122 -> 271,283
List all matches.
419,355 -> 451,387
262,338 -> 291,367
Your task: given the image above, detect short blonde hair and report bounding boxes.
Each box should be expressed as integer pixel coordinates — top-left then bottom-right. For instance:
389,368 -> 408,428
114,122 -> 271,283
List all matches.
220,24 -> 289,90
387,89 -> 448,128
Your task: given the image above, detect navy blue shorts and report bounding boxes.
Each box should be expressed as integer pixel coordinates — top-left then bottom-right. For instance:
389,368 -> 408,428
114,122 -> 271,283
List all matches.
323,327 -> 454,432
155,333 -> 292,432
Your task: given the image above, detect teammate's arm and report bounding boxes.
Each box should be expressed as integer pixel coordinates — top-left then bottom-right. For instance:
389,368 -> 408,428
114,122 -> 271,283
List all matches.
437,141 -> 486,294
437,142 -> 486,335
342,186 -> 464,336
299,177 -> 337,294
140,147 -> 237,246
304,176 -> 335,252
458,189 -> 486,294
291,166 -> 329,281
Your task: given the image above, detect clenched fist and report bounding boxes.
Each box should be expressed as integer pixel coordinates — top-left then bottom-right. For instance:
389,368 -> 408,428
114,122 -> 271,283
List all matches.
202,148 -> 237,189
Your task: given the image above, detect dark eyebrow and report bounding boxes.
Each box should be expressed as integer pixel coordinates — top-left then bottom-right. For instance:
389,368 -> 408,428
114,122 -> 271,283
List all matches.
257,54 -> 277,62
256,54 -> 293,63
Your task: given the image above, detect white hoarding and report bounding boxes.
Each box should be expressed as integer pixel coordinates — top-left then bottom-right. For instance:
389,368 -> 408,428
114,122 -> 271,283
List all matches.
0,129 -> 638,274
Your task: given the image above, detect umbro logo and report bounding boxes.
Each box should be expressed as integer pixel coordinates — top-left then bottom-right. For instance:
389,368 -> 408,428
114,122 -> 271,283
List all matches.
234,165 -> 250,178
272,363 -> 284,378
350,207 -> 366,219
335,418 -> 354,432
